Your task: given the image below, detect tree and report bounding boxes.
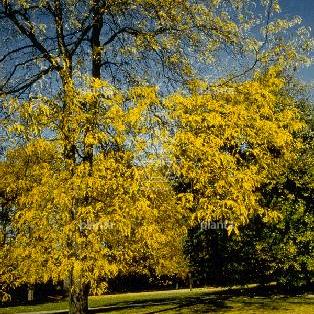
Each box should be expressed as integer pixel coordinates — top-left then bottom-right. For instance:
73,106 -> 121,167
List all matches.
166,66 -> 305,231
178,73 -> 313,289
0,82 -> 187,313
0,0 -> 312,97
184,152 -> 313,288
0,1 -> 312,312
253,97 -> 314,288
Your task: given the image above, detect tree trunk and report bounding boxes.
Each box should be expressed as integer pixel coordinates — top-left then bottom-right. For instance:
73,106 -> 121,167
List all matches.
91,0 -> 103,79
27,284 -> 34,302
69,282 -> 90,314
188,273 -> 193,291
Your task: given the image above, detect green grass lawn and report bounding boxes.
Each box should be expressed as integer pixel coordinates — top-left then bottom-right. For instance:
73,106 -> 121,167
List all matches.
1,287 -> 313,314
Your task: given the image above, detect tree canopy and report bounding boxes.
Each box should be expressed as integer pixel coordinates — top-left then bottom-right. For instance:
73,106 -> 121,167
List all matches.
0,1 -> 313,313
0,82 -> 187,311
0,0 -> 312,96
166,66 -> 305,232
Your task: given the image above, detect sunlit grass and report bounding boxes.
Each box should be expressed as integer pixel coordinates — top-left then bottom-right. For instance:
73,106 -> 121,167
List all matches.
1,287 -> 313,313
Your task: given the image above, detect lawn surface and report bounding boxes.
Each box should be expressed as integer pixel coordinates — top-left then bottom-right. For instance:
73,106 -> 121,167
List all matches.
1,287 -> 313,313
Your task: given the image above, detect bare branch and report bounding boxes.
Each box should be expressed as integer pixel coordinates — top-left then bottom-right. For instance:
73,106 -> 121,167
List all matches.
2,2 -> 61,70
0,66 -> 53,96
0,44 -> 34,63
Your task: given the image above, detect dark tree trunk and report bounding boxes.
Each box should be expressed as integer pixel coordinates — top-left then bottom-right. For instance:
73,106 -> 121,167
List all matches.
69,282 -> 90,314
91,1 -> 103,79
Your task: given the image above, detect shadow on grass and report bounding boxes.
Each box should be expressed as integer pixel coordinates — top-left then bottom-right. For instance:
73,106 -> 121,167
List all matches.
87,286 -> 313,314
88,295 -> 232,313
2,285 -> 312,313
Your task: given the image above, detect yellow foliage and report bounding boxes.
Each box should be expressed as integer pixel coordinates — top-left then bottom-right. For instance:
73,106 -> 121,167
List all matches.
166,66 -> 305,229
0,80 -> 187,295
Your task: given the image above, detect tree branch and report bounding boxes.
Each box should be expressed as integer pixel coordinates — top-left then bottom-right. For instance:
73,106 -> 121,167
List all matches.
2,3 -> 61,70
0,66 -> 53,96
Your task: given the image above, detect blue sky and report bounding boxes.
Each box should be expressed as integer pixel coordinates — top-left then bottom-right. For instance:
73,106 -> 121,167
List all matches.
280,0 -> 314,83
